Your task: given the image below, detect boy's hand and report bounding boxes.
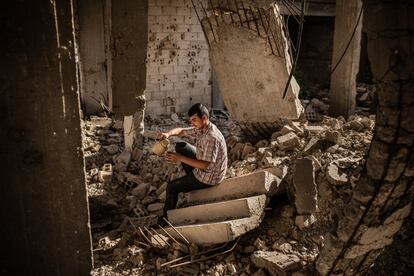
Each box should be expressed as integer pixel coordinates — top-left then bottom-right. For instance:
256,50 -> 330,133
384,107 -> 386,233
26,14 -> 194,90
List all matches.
165,152 -> 181,163
158,132 -> 169,140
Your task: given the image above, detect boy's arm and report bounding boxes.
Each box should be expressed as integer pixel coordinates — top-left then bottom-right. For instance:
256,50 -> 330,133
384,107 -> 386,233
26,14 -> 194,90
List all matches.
159,127 -> 196,139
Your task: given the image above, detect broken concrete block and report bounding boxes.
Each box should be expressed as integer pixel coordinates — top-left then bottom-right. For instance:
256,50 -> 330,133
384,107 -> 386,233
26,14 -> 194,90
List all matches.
254,238 -> 268,251
276,132 -> 300,150
230,143 -> 245,160
131,183 -> 150,199
158,191 -> 166,202
116,150 -> 131,166
170,113 -> 180,123
349,120 -> 365,131
124,115 -> 134,151
98,163 -> 113,184
293,158 -> 317,215
262,157 -> 280,168
132,147 -> 143,161
305,125 -> 325,134
255,140 -> 269,148
241,144 -> 256,159
167,195 -> 266,225
303,137 -> 320,153
251,251 -> 301,276
147,203 -> 164,213
112,120 -> 123,130
360,117 -> 374,130
156,182 -> 167,196
326,163 -> 348,185
305,155 -> 321,171
106,144 -> 119,155
90,116 -> 112,128
270,140 -> 279,148
295,214 -> 316,230
164,215 -> 263,245
325,130 -> 341,144
187,171 -> 280,204
227,264 -> 237,274
264,165 -> 287,179
151,234 -> 169,248
280,125 -> 294,135
290,121 -> 304,134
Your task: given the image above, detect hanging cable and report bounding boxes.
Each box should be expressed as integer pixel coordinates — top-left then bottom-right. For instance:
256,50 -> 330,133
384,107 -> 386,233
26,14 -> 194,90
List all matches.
328,4 -> 364,81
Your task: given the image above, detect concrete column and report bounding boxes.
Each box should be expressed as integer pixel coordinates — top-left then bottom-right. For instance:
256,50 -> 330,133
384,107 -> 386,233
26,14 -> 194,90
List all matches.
111,0 -> 148,117
0,1 -> 92,274
329,0 -> 363,118
78,0 -> 110,115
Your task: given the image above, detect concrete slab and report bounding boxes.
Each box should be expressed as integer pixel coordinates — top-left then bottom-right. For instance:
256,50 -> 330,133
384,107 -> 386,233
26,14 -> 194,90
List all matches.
163,215 -> 264,245
293,158 -> 318,215
168,195 -> 267,225
186,171 -> 280,205
251,251 -> 301,276
209,23 -> 303,123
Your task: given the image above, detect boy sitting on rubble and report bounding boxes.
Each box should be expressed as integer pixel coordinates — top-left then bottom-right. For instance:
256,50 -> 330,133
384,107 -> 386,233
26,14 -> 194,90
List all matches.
159,103 -> 228,220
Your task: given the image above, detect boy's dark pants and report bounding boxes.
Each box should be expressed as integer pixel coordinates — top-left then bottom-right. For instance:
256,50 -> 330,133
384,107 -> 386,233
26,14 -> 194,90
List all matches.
163,142 -> 211,218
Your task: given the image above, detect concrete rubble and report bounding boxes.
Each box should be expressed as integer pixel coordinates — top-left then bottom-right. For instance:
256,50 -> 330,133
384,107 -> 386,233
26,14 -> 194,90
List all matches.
84,107 -> 379,275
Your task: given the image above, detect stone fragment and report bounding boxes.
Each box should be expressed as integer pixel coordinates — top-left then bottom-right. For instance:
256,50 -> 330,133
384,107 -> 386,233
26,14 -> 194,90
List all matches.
326,163 -> 348,185
112,120 -> 123,130
123,115 -> 134,151
349,120 -> 364,131
280,125 -> 295,135
325,130 -> 341,144
116,150 -> 131,166
147,203 -> 164,212
290,121 -> 304,134
276,132 -> 300,150
305,125 -> 325,134
262,157 -> 280,168
156,182 -> 167,196
251,251 -> 301,276
151,234 -> 169,248
132,147 -> 143,161
90,116 -> 112,128
255,140 -> 269,148
295,214 -> 316,229
254,238 -> 268,250
170,113 -> 180,122
241,144 -> 255,159
305,155 -> 321,171
303,137 -> 320,153
131,183 -> 150,199
158,191 -> 166,202
106,144 -> 119,155
227,263 -> 237,274
360,117 -> 373,130
293,158 -> 317,215
98,163 -> 113,184
326,118 -> 341,129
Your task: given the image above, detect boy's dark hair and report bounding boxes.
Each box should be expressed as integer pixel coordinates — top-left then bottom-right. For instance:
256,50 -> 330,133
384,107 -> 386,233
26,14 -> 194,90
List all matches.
188,103 -> 209,119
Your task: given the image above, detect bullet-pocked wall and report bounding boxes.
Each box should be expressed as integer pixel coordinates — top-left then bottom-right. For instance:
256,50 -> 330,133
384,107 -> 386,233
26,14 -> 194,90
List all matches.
145,0 -> 212,116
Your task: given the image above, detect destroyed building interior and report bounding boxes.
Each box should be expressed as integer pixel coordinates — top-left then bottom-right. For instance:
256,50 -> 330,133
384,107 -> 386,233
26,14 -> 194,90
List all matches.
2,0 -> 414,275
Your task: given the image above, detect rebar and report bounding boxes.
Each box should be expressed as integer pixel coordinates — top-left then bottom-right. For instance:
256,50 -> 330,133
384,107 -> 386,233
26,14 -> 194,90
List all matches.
163,217 -> 190,244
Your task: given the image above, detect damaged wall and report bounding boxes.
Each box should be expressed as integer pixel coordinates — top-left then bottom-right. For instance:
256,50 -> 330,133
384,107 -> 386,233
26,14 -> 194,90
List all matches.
145,0 -> 212,116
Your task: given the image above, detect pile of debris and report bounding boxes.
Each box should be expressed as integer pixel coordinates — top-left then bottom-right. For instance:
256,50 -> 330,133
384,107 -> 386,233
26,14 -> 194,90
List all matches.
85,109 -> 377,275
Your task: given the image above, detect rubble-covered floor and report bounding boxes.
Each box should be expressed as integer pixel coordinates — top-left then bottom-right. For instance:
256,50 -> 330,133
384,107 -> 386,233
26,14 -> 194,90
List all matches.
84,89 -> 414,275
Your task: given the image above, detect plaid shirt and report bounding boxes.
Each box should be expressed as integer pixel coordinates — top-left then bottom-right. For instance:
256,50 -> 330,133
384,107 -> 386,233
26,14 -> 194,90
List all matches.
184,122 -> 227,185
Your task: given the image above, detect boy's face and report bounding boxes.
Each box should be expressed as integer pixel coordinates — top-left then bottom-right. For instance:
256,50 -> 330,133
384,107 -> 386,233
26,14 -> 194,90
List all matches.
190,114 -> 207,129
